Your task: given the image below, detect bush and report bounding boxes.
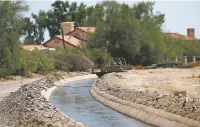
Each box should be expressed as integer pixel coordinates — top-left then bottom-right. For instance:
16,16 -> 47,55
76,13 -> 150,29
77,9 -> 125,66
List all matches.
0,46 -> 22,77
189,62 -> 200,68
18,50 -> 54,75
52,49 -> 69,71
67,54 -> 94,71
164,38 -> 200,62
52,49 -> 94,72
89,48 -> 112,68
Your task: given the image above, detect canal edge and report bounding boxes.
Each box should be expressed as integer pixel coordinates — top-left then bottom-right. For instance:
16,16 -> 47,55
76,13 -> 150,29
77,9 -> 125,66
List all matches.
90,84 -> 200,127
42,74 -> 98,101
41,74 -> 98,127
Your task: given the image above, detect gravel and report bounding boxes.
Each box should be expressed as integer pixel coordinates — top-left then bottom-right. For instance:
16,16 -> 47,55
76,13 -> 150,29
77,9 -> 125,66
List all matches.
0,72 -> 89,127
95,71 -> 200,122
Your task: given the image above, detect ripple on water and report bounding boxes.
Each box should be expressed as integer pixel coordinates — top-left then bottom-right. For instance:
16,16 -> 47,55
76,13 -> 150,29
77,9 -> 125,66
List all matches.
50,78 -> 153,127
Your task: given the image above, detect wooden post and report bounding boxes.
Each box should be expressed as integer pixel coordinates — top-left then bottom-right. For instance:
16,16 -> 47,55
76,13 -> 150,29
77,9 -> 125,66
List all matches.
184,56 -> 187,64
193,56 -> 196,63
61,28 -> 66,49
175,56 -> 178,62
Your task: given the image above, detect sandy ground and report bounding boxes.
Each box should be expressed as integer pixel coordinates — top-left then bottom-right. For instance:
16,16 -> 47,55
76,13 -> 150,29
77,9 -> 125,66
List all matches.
95,67 -> 200,122
110,67 -> 200,98
0,78 -> 42,102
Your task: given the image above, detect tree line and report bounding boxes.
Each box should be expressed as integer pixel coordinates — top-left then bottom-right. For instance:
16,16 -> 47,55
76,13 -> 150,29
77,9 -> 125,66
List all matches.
23,1 -> 166,65
22,1 -> 105,44
0,1 -> 200,77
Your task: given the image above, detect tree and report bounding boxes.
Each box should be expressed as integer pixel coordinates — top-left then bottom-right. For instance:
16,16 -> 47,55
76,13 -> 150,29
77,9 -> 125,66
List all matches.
22,17 -> 35,44
22,10 -> 47,44
84,4 -> 104,26
45,1 -> 87,38
0,1 -> 28,77
22,1 -> 102,43
88,1 -> 165,65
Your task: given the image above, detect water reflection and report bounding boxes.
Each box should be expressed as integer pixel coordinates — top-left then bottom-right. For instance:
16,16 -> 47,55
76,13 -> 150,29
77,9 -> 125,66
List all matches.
50,78 -> 153,127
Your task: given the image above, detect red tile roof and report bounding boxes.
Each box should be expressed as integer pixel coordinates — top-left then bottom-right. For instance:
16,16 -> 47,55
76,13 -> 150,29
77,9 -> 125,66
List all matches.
55,35 -> 82,47
77,27 -> 95,33
43,26 -> 95,48
165,33 -> 198,40
66,26 -> 95,35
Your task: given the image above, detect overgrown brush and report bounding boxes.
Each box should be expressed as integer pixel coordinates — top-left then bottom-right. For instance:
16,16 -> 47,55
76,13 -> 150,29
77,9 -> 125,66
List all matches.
52,49 -> 94,72
18,49 -> 54,75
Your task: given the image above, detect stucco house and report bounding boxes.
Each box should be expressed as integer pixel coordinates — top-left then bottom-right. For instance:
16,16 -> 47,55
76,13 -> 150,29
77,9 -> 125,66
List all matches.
22,45 -> 45,51
165,28 -> 199,41
22,45 -> 55,51
43,22 -> 95,49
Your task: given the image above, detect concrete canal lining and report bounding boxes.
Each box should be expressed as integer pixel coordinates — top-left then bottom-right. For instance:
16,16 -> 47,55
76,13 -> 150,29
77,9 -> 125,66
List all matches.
90,85 -> 200,127
50,77 -> 152,127
41,74 -> 98,101
42,73 -> 200,127
40,74 -> 98,127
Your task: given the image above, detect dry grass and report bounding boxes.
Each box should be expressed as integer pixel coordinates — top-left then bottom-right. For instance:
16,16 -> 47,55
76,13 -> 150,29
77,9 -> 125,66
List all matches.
133,65 -> 144,70
172,90 -> 186,97
0,76 -> 24,82
191,74 -> 200,78
26,72 -> 42,78
114,73 -> 123,79
188,62 -> 200,68
147,84 -> 186,96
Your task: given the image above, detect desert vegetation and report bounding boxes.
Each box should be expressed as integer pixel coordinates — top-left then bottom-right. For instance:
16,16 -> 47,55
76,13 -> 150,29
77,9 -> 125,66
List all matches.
1,1 -> 200,78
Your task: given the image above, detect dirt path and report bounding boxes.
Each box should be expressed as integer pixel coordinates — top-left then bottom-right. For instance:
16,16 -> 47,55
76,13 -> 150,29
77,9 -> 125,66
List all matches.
0,78 -> 42,102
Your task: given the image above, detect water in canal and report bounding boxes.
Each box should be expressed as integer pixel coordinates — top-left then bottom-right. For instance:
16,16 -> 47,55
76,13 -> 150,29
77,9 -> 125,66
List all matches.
50,78 -> 153,127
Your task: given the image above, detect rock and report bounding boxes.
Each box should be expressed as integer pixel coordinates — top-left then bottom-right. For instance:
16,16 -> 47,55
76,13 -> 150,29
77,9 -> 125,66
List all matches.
53,122 -> 62,127
34,108 -> 39,112
0,74 -> 86,127
94,72 -> 200,122
144,61 -> 183,69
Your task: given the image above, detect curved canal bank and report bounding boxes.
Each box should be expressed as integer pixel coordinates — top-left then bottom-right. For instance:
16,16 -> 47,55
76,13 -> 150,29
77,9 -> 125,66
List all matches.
0,73 -> 91,127
91,70 -> 200,127
50,78 -> 152,127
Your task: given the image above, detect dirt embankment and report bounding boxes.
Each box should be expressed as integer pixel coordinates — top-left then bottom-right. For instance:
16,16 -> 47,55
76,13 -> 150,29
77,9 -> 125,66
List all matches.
94,68 -> 200,122
0,72 -> 89,127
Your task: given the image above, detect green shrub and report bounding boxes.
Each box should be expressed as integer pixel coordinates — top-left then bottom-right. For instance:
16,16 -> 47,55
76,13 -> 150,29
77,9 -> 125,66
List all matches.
52,49 -> 94,72
0,46 -> 22,77
89,48 -> 112,68
19,50 -> 54,75
67,54 -> 94,71
164,38 -> 200,62
52,49 -> 69,71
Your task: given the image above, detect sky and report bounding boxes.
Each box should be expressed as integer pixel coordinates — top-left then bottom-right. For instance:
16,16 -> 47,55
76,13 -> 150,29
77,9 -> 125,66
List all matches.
25,0 -> 200,42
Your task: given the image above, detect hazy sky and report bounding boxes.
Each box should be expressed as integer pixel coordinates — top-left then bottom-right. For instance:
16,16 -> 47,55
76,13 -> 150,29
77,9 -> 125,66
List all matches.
25,0 -> 200,42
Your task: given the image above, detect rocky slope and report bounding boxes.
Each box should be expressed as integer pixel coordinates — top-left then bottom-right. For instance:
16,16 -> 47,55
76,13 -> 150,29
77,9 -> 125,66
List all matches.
95,69 -> 200,122
0,72 -> 88,127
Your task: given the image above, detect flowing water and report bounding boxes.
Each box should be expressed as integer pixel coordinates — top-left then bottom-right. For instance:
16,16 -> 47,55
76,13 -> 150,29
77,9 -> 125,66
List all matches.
50,78 -> 153,127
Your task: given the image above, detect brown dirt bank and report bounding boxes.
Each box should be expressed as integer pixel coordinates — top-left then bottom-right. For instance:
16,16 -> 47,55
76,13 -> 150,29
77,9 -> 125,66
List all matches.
94,68 -> 200,122
0,72 -> 88,127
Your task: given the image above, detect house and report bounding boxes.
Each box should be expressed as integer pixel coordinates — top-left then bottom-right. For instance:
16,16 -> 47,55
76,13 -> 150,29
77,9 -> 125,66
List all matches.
43,35 -> 82,49
165,28 -> 199,41
22,45 -> 55,51
43,22 -> 95,49
67,26 -> 95,39
22,45 -> 45,51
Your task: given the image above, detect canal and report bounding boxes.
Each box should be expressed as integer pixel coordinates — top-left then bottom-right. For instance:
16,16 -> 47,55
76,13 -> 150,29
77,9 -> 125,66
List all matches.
50,78 -> 153,127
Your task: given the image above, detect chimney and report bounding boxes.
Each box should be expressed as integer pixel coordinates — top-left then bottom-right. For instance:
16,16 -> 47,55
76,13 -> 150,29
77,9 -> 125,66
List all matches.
61,22 -> 74,35
187,28 -> 195,38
